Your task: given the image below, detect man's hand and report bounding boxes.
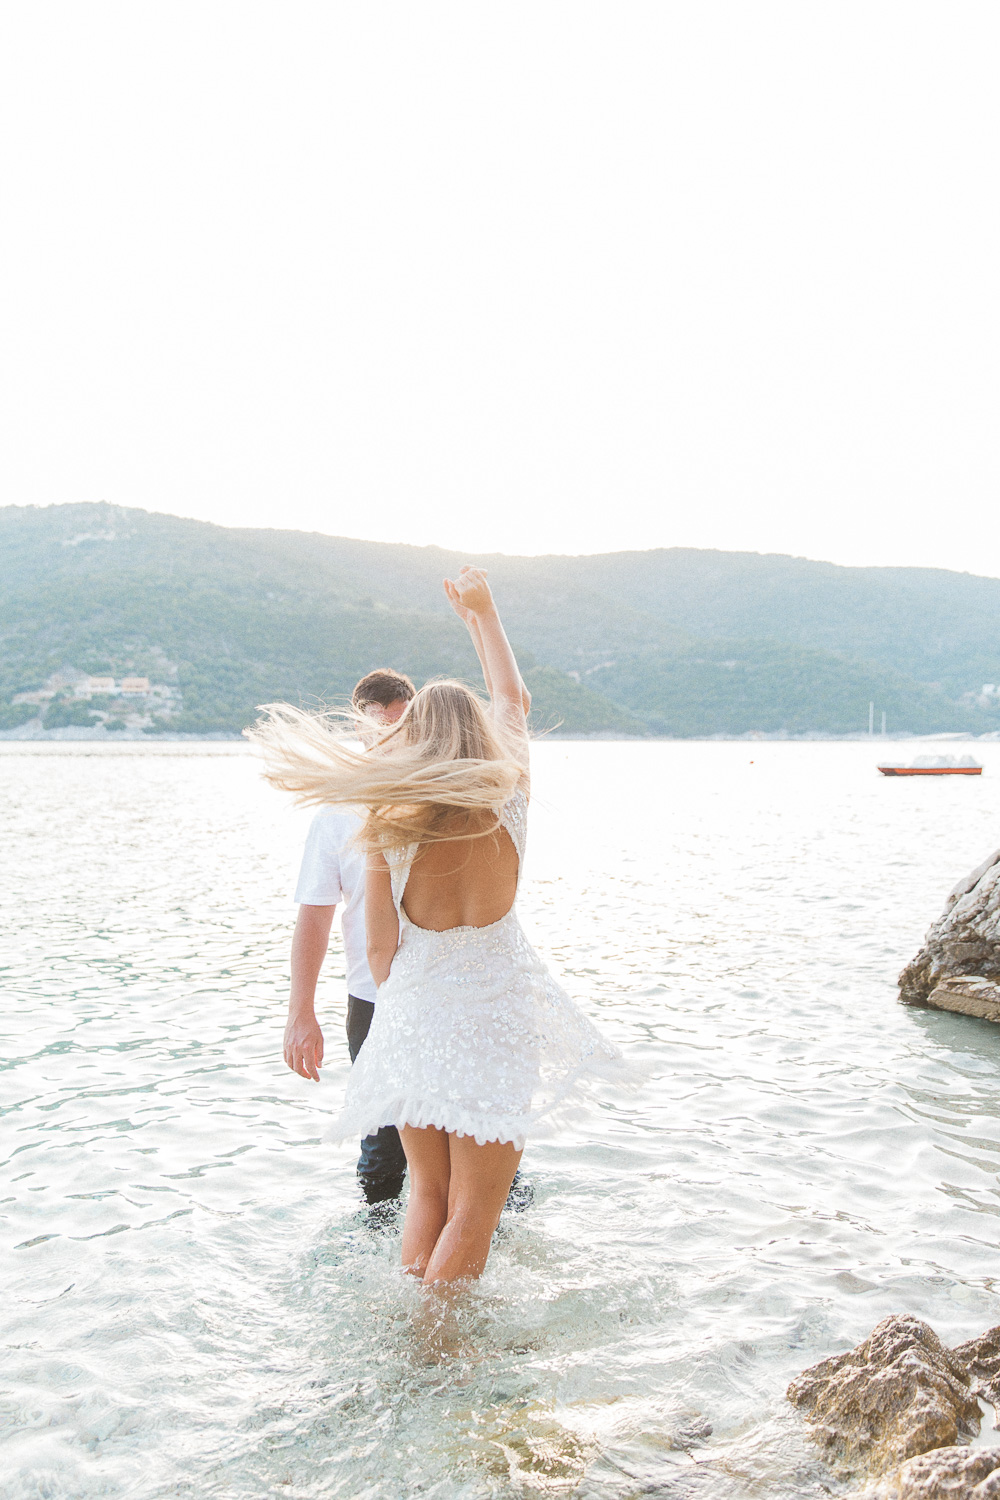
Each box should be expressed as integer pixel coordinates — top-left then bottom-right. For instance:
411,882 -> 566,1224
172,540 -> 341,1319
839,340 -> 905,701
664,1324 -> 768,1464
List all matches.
287,904 -> 334,1080
284,1012 -> 324,1081
445,565 -> 495,618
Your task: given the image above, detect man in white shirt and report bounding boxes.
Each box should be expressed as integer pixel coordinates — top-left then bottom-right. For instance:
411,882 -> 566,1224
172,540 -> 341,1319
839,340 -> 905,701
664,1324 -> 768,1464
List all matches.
284,668 -> 415,1204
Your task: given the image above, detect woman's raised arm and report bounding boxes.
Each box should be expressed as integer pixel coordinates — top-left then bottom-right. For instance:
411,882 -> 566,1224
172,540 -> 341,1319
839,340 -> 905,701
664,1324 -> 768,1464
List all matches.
445,567 -> 530,739
443,574 -> 531,717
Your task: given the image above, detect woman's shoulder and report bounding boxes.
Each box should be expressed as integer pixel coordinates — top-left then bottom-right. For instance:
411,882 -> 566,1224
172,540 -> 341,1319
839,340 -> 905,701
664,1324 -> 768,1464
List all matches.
496,784 -> 528,816
500,787 -> 529,842
383,839 -> 420,871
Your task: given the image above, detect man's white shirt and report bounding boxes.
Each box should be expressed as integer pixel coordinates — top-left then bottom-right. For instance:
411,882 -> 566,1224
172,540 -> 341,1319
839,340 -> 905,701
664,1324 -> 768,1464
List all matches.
294,810 -> 377,1003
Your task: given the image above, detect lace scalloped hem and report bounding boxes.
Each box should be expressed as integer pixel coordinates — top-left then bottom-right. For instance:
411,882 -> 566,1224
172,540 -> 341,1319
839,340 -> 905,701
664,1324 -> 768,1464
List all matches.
325,1053 -> 643,1151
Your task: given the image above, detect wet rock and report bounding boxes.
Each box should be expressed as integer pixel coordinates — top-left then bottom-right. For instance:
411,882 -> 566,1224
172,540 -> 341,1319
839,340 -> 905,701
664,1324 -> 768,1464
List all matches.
953,1327 -> 1000,1408
899,850 -> 1000,1005
925,978 -> 1000,1024
877,1444 -> 1000,1498
787,1315 -> 981,1476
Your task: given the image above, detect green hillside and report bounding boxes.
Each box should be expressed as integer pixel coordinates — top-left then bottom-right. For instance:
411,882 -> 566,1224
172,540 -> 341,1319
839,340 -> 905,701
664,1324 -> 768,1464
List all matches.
1,502 -> 997,737
587,642 -> 983,738
568,549 -> 1000,695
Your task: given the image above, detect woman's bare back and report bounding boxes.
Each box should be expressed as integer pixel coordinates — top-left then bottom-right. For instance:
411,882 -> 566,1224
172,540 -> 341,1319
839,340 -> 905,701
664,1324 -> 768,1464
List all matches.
401,813 -> 519,931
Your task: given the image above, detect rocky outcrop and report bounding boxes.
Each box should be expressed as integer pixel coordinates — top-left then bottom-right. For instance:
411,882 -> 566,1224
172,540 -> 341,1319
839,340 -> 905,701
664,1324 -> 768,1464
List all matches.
879,1446 -> 1000,1499
924,977 -> 1000,1023
899,850 -> 1000,1006
788,1317 -> 1000,1497
787,1315 -> 981,1476
953,1328 -> 1000,1408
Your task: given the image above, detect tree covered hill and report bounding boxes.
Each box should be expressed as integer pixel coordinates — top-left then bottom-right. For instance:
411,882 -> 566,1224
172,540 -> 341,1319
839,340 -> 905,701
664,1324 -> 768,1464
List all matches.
1,502 -> 997,737
569,549 -> 1000,697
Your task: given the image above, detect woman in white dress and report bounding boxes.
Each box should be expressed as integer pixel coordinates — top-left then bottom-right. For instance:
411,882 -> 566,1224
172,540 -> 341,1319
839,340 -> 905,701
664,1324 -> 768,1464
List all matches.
252,568 -> 629,1284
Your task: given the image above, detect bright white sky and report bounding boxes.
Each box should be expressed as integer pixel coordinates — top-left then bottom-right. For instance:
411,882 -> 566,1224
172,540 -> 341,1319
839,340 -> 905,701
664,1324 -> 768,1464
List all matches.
1,2 -> 998,573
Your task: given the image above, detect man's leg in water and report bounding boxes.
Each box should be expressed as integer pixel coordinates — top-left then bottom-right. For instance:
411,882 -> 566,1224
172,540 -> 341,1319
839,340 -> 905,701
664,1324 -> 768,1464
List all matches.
346,995 -> 407,1204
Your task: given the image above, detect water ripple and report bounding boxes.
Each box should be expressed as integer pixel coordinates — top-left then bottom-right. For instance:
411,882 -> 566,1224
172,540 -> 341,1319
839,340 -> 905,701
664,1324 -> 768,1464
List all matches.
3,740 -> 1000,1497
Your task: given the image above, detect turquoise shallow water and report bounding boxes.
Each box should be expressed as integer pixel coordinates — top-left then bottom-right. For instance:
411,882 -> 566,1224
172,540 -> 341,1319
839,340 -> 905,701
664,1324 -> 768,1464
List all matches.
3,739 -> 1000,1499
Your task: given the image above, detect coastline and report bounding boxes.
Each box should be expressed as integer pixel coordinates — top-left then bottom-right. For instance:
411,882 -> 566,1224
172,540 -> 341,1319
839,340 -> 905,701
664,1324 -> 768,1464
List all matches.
2,726 -> 999,746
0,725 -> 244,743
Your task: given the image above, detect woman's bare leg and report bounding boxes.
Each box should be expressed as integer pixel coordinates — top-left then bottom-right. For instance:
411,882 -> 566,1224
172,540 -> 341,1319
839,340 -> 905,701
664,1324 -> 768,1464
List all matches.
422,1135 -> 522,1285
398,1125 -> 450,1276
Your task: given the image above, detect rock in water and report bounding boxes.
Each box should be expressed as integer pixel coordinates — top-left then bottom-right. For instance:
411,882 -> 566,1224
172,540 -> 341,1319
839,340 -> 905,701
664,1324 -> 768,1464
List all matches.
952,1327 -> 1000,1408
924,977 -> 1000,1024
786,1315 -> 981,1476
878,1445 -> 1000,1498
899,849 -> 1000,1006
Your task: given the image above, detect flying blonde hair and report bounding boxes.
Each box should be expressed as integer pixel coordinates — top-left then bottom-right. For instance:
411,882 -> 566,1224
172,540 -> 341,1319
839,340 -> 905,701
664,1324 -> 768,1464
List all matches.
246,679 -> 529,853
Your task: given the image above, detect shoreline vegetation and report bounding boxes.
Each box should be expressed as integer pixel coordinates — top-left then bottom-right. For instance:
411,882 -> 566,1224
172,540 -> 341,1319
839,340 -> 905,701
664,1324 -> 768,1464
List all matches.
3,501 -> 1000,741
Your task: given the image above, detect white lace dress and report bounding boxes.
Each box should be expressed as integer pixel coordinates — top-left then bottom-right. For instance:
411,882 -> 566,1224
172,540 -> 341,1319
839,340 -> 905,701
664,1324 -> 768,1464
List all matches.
328,790 -> 631,1149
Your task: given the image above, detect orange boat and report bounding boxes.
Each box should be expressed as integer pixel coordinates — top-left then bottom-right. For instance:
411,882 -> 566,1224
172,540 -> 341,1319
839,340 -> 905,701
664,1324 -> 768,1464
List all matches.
879,766 -> 982,776
879,755 -> 982,777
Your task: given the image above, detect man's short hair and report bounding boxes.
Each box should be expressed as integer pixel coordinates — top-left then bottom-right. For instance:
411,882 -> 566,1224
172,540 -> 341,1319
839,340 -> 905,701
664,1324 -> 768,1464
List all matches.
352,668 -> 416,711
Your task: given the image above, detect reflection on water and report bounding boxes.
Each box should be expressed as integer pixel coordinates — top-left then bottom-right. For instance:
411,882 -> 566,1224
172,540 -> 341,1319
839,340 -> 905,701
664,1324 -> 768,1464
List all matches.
3,740 -> 1000,1497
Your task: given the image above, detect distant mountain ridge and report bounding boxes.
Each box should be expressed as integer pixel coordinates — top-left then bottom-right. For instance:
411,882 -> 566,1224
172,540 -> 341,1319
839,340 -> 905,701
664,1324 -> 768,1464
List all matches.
2,502 -> 998,737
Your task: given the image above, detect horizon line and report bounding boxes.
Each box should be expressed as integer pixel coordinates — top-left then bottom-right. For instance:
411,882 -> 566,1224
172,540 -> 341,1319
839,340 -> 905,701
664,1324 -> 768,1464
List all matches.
4,498 -> 1000,583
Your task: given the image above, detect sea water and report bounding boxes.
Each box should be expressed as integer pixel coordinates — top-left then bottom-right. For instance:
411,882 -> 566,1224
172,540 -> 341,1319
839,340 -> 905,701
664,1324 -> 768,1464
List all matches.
3,740 -> 1000,1499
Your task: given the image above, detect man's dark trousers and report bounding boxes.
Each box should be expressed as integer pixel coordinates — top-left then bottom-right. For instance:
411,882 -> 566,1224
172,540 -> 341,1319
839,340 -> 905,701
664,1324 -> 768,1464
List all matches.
346,995 -> 407,1203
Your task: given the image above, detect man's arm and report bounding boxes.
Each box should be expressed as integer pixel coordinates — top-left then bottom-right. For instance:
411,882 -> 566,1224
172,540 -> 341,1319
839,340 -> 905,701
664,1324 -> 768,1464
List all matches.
365,856 -> 400,987
285,903 -> 335,1081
